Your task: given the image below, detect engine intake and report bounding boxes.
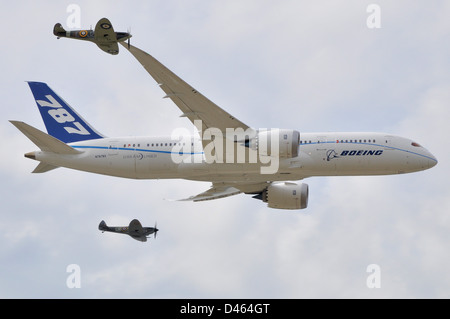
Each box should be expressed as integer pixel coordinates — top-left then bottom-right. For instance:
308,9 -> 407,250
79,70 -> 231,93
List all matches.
254,182 -> 309,210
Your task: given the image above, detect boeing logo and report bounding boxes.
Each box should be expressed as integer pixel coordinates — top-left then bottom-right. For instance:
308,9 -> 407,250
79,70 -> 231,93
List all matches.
327,149 -> 383,161
326,150 -> 340,161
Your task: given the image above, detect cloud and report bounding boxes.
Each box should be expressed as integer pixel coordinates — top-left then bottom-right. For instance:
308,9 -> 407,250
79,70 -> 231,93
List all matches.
1,0 -> 449,299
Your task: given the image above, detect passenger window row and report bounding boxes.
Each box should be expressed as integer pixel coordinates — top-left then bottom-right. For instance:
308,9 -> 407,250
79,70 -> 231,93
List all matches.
300,139 -> 376,144
122,142 -> 195,148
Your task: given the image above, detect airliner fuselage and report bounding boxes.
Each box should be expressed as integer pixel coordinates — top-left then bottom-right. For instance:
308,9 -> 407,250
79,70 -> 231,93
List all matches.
28,131 -> 437,182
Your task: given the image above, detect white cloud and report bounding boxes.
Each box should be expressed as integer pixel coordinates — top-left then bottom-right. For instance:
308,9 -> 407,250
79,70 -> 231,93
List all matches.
1,0 -> 449,299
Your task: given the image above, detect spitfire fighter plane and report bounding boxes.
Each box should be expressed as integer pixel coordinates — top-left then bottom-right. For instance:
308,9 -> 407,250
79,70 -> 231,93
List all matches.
53,17 -> 131,55
99,219 -> 158,242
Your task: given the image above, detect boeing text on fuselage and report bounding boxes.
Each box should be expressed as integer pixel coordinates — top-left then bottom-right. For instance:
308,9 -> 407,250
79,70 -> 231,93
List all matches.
327,149 -> 384,160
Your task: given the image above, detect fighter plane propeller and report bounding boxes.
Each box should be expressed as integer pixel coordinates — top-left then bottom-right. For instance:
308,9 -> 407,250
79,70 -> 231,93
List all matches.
53,17 -> 131,55
153,222 -> 158,239
127,27 -> 131,49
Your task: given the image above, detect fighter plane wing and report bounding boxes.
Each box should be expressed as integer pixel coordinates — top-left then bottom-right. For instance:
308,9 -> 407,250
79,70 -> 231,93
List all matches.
129,219 -> 144,234
94,18 -> 119,55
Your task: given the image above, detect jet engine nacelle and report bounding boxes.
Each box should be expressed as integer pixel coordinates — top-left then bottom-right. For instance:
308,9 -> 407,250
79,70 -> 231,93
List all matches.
246,129 -> 300,159
255,182 -> 309,210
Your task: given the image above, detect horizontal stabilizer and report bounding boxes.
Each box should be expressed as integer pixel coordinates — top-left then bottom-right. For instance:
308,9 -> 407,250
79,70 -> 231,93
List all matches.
9,121 -> 82,155
32,162 -> 59,173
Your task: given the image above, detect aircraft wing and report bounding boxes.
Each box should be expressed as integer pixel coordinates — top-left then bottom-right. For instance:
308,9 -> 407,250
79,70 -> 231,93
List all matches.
179,182 -> 269,202
129,219 -> 144,234
120,43 -> 252,136
180,184 -> 241,202
94,18 -> 119,55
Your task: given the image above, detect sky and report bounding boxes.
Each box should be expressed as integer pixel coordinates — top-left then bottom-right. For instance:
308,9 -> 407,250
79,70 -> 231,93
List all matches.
1,0 -> 449,298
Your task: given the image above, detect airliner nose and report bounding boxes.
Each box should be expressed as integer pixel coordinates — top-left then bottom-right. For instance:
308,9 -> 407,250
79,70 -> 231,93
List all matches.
409,140 -> 437,171
427,153 -> 438,169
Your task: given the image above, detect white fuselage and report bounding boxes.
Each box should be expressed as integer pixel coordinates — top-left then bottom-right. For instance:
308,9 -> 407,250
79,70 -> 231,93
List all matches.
31,132 -> 437,182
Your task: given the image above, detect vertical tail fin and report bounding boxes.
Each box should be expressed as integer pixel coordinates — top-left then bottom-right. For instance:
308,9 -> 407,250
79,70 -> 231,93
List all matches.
99,220 -> 108,231
27,82 -> 105,143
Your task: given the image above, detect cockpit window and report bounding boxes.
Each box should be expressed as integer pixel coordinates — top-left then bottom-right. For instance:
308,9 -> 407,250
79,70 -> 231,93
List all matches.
411,142 -> 422,147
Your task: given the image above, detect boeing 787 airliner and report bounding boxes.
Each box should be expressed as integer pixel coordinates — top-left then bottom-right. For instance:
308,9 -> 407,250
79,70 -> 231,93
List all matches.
10,43 -> 437,209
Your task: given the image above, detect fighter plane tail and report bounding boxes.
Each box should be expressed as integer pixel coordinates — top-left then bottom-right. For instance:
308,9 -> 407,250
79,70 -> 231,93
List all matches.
98,220 -> 108,232
53,23 -> 66,37
27,82 -> 105,143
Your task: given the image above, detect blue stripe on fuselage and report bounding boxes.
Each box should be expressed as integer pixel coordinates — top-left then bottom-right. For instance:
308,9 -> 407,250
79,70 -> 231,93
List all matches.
72,145 -> 202,155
